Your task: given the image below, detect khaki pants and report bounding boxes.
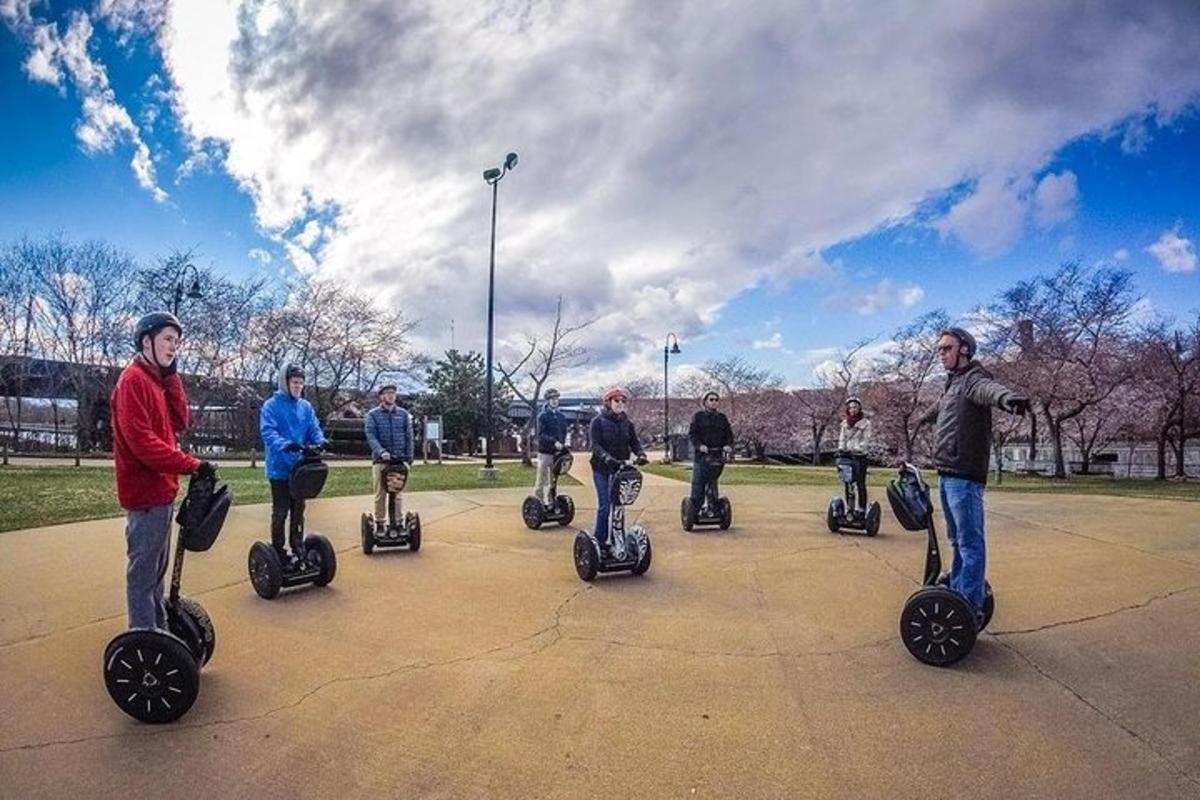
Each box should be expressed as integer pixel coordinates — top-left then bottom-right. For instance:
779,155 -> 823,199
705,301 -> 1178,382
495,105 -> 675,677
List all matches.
532,452 -> 555,504
372,463 -> 402,523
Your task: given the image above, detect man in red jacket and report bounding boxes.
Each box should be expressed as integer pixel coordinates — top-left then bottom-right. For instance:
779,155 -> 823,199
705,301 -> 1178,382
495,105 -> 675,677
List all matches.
111,312 -> 213,630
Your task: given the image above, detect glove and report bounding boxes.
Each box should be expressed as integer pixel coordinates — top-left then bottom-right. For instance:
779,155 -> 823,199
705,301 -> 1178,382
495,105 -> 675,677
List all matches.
698,445 -> 709,453
380,450 -> 391,461
723,445 -> 732,452
195,460 -> 217,479
554,441 -> 563,451
1003,395 -> 1030,416
635,454 -> 648,466
284,442 -> 303,453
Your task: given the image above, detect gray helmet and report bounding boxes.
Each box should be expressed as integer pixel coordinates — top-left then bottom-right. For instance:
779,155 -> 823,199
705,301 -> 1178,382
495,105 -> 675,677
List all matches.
133,311 -> 182,351
940,326 -> 977,360
545,388 -> 560,400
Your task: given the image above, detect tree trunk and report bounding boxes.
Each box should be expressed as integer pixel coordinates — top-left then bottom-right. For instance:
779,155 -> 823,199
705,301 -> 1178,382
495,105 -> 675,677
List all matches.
1173,436 -> 1186,478
993,444 -> 1004,484
810,423 -> 821,465
1048,416 -> 1067,479
522,420 -> 534,467
1028,412 -> 1038,462
1156,430 -> 1168,480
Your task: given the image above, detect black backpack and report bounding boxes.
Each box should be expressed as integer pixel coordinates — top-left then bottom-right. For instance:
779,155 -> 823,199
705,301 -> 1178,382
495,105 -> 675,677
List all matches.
176,472 -> 233,552
886,464 -> 933,532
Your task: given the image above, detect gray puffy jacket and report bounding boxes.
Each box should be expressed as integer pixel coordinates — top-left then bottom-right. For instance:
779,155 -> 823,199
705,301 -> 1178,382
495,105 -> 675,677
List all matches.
919,360 -> 1021,485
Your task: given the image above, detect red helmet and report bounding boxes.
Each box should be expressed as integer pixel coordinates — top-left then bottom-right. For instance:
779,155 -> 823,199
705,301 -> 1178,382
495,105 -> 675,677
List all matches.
602,386 -> 631,403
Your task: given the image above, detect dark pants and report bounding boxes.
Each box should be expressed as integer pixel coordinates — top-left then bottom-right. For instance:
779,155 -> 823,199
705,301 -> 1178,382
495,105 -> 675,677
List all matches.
269,479 -> 306,554
690,460 -> 717,508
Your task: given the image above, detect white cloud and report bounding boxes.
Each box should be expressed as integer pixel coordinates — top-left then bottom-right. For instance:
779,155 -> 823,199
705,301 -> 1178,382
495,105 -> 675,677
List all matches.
248,247 -> 273,265
1146,225 -> 1197,273
1112,248 -> 1130,261
4,8 -> 168,202
47,0 -> 1200,382
1032,170 -> 1079,230
823,279 -> 925,316
753,332 -> 783,350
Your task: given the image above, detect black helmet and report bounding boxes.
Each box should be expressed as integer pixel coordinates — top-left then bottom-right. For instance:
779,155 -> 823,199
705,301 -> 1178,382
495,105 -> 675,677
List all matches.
940,326 -> 977,360
284,364 -> 305,382
545,388 -> 560,400
133,312 -> 182,351
845,395 -> 862,409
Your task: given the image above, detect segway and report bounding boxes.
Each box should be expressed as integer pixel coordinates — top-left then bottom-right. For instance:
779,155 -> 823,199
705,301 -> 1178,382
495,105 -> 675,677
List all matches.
888,464 -> 994,667
573,459 -> 652,581
522,449 -> 576,529
680,449 -> 732,531
361,457 -> 421,553
248,445 -> 337,599
102,470 -> 232,724
826,451 -> 881,536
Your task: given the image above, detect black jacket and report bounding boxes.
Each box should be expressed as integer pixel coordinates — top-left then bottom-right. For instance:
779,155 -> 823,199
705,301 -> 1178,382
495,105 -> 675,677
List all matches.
688,409 -> 733,451
536,407 -> 568,455
589,409 -> 644,474
919,360 -> 1021,485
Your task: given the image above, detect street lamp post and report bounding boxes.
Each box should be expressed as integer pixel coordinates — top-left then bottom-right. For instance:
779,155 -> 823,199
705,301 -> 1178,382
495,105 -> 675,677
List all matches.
171,261 -> 203,317
663,333 -> 680,462
481,151 -> 519,479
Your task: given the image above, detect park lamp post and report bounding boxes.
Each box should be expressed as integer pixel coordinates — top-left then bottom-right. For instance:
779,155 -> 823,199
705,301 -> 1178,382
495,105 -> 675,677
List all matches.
171,261 -> 203,317
663,332 -> 681,462
480,151 -> 519,479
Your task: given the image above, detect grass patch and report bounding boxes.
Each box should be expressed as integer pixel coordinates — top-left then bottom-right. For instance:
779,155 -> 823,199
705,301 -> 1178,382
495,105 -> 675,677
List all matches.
642,462 -> 1200,502
0,462 -> 571,533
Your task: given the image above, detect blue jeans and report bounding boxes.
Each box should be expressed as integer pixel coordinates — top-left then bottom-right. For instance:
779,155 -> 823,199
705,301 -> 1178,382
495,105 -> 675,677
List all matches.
690,460 -> 715,507
125,503 -> 174,630
592,469 -> 612,545
939,475 -> 986,613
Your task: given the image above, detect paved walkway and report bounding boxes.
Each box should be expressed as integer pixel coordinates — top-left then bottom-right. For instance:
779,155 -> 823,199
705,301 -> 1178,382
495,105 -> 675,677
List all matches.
1,475 -> 1198,798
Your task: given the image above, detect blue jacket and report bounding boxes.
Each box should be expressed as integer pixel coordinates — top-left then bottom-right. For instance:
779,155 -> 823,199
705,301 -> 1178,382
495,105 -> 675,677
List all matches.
536,406 -> 568,455
365,404 -> 414,462
260,366 -> 327,480
590,409 -> 644,474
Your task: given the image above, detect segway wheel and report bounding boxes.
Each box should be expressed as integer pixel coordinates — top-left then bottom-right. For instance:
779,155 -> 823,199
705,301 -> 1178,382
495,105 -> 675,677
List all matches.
681,498 -> 695,532
103,630 -> 199,724
935,575 -> 995,631
573,532 -> 598,582
865,501 -> 881,537
556,495 -> 575,527
307,534 -> 337,586
981,581 -> 995,631
900,586 -> 978,667
522,496 -> 544,530
408,513 -> 422,552
718,498 -> 732,530
631,534 -> 652,576
248,542 -> 283,600
171,597 -> 215,667
826,498 -> 844,533
361,513 -> 375,555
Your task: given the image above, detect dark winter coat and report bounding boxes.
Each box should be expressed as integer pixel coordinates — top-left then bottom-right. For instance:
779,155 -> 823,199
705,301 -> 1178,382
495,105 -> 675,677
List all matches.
919,360 -> 1021,484
589,409 -> 645,474
688,409 -> 734,452
365,404 -> 414,462
536,406 -> 568,455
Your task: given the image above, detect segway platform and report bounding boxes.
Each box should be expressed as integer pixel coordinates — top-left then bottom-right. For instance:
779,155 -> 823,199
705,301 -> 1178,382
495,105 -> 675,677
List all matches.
681,451 -> 732,531
573,463 -> 652,581
103,470 -> 232,724
889,464 -> 995,667
826,451 -> 881,536
362,459 -> 422,553
523,449 -> 576,529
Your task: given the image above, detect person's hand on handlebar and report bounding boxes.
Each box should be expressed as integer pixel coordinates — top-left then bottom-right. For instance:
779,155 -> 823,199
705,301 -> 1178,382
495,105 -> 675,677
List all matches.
698,445 -> 708,453
195,460 -> 218,479
379,450 -> 391,462
285,442 -> 303,453
554,441 -> 564,451
634,454 -> 648,466
1002,395 -> 1030,416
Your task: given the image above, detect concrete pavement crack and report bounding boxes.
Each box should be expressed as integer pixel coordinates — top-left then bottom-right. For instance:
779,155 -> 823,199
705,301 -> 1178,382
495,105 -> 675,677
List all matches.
0,585 -> 591,754
996,637 -> 1200,791
989,508 -> 1200,569
990,585 -> 1200,635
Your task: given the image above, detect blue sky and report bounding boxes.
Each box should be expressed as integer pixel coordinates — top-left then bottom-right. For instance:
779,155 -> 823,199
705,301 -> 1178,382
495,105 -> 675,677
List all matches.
2,1 -> 1198,388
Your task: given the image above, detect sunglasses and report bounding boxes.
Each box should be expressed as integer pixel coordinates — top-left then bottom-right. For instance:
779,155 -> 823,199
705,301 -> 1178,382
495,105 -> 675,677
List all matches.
611,397 -> 628,404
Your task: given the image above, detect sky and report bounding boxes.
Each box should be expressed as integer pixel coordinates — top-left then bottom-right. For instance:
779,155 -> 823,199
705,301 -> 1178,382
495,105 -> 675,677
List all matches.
2,0 -> 1199,390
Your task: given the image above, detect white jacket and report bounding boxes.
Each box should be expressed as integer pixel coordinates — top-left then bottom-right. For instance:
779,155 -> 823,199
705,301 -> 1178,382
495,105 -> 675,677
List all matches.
837,418 -> 874,453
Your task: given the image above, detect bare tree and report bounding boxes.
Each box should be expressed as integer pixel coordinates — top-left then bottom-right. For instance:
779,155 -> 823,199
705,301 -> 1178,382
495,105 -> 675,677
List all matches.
696,355 -> 783,443
867,311 -> 948,461
496,296 -> 595,464
0,239 -> 41,442
1135,315 -> 1200,479
984,262 -> 1138,478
